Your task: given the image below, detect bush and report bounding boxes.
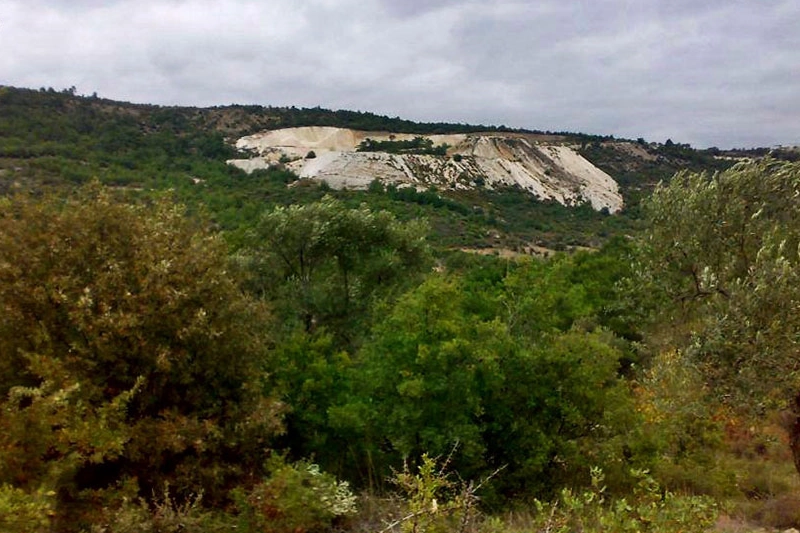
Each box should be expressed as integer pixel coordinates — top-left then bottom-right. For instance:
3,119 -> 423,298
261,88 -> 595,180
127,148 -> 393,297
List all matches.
521,468 -> 718,533
386,453 -> 490,533
233,456 -> 357,533
89,485 -> 233,533
633,349 -> 730,496
0,184 -> 280,527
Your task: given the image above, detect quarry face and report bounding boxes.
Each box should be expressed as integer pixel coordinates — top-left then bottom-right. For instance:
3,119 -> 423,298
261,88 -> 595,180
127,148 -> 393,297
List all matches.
227,126 -> 623,213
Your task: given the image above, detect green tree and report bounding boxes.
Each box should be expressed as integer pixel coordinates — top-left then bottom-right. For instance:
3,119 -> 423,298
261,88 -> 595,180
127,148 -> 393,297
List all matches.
331,276 -> 638,497
503,240 -> 638,343
0,185 -> 280,528
634,158 -> 800,474
331,276 -> 511,485
481,328 -> 639,496
243,195 -> 430,343
267,331 -> 354,473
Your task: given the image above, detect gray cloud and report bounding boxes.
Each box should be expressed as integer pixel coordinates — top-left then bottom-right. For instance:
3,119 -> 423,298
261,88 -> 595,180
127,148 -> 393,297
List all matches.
1,0 -> 797,147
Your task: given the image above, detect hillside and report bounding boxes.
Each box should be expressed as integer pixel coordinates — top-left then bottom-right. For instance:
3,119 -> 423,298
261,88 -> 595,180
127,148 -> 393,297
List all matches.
0,85 -> 762,250
229,127 -> 623,212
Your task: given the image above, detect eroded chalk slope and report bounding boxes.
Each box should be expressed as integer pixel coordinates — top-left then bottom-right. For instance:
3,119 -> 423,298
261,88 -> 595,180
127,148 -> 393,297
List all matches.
228,127 -> 623,212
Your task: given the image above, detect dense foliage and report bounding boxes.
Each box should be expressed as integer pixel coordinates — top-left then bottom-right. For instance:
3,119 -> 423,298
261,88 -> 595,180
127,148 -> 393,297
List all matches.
2,86 -> 799,532
0,187 -> 281,531
242,196 -> 430,345
0,186 -> 662,531
634,159 -> 800,473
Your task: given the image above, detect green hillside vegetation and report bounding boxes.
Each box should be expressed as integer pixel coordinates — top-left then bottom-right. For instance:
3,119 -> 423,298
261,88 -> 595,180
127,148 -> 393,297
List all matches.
2,86 -> 800,532
356,136 -> 449,155
0,85 -> 739,251
0,86 -> 628,250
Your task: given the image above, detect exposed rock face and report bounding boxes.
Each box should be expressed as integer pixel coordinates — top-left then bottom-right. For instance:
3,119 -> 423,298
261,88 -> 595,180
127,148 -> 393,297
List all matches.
228,126 -> 623,213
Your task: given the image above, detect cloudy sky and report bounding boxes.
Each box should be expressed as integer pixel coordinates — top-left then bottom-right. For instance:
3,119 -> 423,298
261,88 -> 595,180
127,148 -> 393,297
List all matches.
2,0 -> 798,148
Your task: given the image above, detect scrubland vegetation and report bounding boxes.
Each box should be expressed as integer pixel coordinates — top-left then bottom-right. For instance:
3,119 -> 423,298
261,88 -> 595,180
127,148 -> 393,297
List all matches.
2,86 -> 800,532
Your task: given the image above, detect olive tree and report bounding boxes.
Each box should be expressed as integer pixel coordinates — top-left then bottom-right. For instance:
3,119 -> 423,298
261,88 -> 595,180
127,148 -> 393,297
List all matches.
635,158 -> 800,473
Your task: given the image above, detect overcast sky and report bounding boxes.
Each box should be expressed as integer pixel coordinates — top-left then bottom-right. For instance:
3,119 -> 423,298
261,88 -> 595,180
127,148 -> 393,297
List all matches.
2,0 -> 798,148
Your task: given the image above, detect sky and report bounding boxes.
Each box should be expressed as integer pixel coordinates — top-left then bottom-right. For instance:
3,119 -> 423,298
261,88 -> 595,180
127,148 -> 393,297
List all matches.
2,0 -> 798,149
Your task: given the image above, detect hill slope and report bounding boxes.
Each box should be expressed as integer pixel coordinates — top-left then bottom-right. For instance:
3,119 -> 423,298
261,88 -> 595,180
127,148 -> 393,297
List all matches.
0,85 -> 773,250
229,127 -> 623,212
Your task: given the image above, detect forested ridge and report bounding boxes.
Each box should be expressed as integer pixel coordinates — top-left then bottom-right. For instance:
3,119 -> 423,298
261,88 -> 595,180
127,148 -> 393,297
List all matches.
2,85 -> 800,532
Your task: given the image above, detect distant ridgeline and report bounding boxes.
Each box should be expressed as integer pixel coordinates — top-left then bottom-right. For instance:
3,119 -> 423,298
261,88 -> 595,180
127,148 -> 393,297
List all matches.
1,85 -> 790,153
0,85 -> 556,141
0,84 -> 782,249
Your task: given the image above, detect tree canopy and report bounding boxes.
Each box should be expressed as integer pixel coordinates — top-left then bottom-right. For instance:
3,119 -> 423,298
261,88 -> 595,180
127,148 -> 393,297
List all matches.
0,185 -> 280,529
636,158 -> 800,472
242,195 -> 430,343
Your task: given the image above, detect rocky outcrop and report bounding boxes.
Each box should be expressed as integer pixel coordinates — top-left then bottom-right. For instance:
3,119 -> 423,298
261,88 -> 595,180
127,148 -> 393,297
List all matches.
227,127 -> 623,213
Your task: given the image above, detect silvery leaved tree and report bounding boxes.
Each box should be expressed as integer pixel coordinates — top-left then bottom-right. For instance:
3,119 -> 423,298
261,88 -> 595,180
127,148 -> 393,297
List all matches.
635,158 -> 800,474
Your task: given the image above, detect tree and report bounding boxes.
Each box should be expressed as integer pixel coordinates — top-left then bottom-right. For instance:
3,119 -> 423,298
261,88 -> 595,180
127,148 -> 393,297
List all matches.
242,196 -> 430,342
330,276 -> 511,486
635,158 -> 800,474
502,240 -> 638,344
331,276 -> 637,497
0,185 -> 280,528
